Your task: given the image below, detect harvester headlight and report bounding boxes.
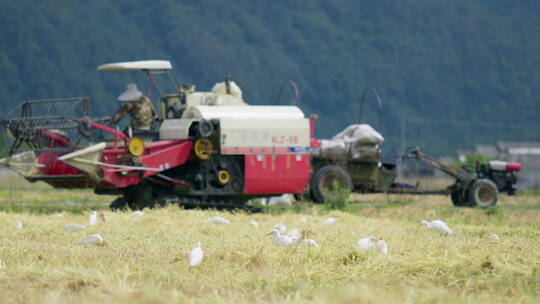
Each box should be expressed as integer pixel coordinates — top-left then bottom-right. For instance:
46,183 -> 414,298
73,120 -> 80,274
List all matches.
128,137 -> 145,156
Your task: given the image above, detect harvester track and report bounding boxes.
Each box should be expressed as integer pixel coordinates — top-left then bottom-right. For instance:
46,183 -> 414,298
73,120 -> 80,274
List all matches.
110,195 -> 263,213
160,196 -> 263,213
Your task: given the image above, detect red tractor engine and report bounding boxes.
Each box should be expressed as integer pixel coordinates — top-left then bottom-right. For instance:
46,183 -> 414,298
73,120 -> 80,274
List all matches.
477,160 -> 521,195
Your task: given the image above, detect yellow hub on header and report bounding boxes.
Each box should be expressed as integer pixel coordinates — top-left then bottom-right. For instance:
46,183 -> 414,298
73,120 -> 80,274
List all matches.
128,137 -> 145,156
194,138 -> 213,160
217,169 -> 231,185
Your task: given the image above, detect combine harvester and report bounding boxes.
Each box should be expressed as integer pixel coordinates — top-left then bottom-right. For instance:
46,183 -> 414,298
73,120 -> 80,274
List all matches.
0,60 -> 314,210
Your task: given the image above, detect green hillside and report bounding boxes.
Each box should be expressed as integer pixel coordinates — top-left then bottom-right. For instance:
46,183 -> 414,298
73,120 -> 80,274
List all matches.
1,0 -> 539,158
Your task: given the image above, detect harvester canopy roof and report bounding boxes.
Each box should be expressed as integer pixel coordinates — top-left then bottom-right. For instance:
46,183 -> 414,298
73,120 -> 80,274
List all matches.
97,60 -> 172,71
184,105 -> 305,120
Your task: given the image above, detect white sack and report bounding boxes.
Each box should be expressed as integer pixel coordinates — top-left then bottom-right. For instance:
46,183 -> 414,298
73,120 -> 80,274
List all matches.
332,124 -> 384,144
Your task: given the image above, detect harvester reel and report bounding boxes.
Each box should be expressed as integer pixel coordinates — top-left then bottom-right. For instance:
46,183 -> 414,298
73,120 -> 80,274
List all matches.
77,120 -> 99,141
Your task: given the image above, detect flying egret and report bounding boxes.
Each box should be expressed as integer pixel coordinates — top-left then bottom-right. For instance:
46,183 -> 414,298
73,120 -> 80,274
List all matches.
130,210 -> 145,218
208,216 -> 230,224
420,219 -> 453,234
14,220 -> 23,230
300,238 -> 319,248
189,242 -> 204,267
64,224 -> 86,232
76,234 -> 103,245
250,220 -> 259,227
273,223 -> 287,234
266,229 -> 293,247
376,239 -> 388,255
356,236 -> 377,250
88,211 -> 97,226
321,217 -> 337,226
492,234 -> 500,241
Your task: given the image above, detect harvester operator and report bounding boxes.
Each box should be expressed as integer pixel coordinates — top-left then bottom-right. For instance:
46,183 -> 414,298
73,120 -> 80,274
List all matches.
109,83 -> 155,131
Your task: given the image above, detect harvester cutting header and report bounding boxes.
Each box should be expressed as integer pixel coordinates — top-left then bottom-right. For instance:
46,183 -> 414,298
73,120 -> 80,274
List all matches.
0,60 -> 314,210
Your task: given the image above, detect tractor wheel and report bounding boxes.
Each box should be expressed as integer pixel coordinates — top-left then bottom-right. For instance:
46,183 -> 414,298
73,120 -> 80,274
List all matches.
450,189 -> 469,207
467,179 -> 498,208
310,165 -> 352,203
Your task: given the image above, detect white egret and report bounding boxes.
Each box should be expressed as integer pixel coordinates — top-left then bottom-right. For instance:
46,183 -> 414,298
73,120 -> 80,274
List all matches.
298,216 -> 307,223
14,220 -> 23,230
64,224 -> 86,232
76,234 -> 103,245
492,233 -> 500,241
208,216 -> 230,224
99,210 -> 107,222
266,229 -> 293,247
287,229 -> 301,241
130,210 -> 145,218
321,217 -> 337,226
88,211 -> 97,225
420,219 -> 453,234
300,238 -> 319,248
262,194 -> 292,206
189,242 -> 204,267
356,236 -> 377,250
376,239 -> 388,255
250,220 -> 259,227
273,223 -> 287,234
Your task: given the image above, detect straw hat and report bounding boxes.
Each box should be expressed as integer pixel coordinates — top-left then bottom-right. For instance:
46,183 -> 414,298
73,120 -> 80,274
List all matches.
118,83 -> 143,101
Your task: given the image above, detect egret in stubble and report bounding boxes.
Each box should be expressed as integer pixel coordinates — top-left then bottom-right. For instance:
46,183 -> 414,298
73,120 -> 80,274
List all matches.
99,210 -> 107,222
420,219 -> 453,235
287,229 -> 301,241
130,210 -> 145,218
376,239 -> 388,255
321,217 -> 337,226
88,211 -> 97,226
76,234 -> 104,245
357,236 -> 377,250
64,224 -> 86,232
300,238 -> 319,248
189,242 -> 204,267
14,220 -> 23,230
357,236 -> 388,255
208,216 -> 230,224
266,229 -> 293,247
273,223 -> 287,234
